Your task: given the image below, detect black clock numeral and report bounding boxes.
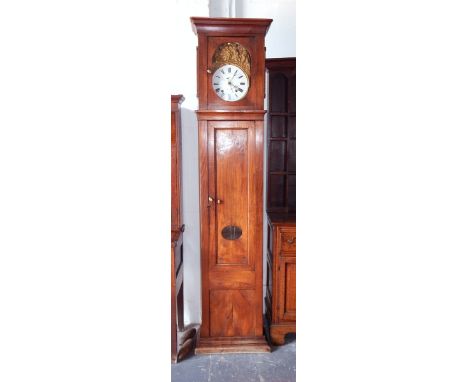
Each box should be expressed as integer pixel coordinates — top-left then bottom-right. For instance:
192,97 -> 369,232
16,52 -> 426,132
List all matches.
228,67 -> 231,73
221,69 -> 225,74
238,88 -> 243,93
216,75 -> 220,78
239,75 -> 243,79
234,70 -> 238,76
240,82 -> 245,85
213,83 -> 219,85
215,88 -> 220,92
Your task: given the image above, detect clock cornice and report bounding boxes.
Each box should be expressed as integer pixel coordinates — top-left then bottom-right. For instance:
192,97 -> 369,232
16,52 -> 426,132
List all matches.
191,17 -> 272,35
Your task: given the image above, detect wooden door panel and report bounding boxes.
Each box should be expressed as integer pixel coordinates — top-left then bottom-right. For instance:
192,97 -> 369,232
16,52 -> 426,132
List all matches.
285,262 -> 296,314
210,289 -> 256,337
202,120 -> 262,339
215,128 -> 249,265
208,121 -> 256,272
208,270 -> 255,289
278,257 -> 296,321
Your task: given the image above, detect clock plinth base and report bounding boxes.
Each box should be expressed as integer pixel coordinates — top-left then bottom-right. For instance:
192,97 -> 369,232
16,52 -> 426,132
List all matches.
195,336 -> 271,355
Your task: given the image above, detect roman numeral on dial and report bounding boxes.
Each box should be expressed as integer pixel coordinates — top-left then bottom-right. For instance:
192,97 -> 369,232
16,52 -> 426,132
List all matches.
212,65 -> 248,102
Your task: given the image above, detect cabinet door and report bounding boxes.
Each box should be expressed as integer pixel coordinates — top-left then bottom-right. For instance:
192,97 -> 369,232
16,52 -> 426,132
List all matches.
278,256 -> 296,321
202,120 -> 264,338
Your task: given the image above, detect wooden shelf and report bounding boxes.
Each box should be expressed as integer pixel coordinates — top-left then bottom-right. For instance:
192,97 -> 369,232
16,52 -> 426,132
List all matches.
269,171 -> 296,175
269,112 -> 296,117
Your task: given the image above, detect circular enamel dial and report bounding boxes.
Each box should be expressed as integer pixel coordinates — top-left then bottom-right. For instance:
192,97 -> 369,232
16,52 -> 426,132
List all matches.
211,64 -> 249,102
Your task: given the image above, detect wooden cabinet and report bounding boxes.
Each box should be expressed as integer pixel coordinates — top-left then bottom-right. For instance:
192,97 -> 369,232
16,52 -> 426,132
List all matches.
266,213 -> 296,345
264,58 -> 296,346
191,17 -> 272,354
171,95 -> 196,363
266,58 -> 296,213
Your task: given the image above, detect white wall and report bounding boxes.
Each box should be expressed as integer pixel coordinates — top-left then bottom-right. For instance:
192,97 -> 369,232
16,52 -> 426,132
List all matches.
171,0 -> 209,325
237,0 -> 296,58
171,0 -> 295,326
209,0 -> 236,17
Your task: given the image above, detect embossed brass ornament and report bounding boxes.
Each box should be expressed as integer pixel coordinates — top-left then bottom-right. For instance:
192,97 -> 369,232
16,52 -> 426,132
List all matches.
211,42 -> 251,78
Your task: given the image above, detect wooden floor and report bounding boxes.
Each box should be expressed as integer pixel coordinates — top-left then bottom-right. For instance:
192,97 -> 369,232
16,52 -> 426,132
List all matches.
171,334 -> 296,382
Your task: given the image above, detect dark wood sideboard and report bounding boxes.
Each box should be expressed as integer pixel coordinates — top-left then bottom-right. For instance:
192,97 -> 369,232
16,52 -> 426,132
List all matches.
266,213 -> 296,345
265,58 -> 296,345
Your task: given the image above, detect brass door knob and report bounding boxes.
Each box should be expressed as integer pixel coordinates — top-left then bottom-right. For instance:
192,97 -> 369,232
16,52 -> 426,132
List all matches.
208,196 -> 214,207
208,196 -> 222,206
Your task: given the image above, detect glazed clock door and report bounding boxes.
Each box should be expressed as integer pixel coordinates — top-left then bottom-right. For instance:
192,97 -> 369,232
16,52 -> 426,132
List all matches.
204,120 -> 263,338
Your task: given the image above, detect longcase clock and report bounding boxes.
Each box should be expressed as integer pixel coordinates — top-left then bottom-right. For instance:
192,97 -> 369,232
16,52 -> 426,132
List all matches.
191,17 -> 272,354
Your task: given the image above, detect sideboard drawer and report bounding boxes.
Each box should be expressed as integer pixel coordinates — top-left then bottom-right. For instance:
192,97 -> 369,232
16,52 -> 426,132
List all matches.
279,228 -> 296,253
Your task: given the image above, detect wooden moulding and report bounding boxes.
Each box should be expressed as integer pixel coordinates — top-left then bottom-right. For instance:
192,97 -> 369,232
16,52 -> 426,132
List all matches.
196,110 -> 266,121
191,17 -> 272,36
195,336 -> 270,355
266,57 -> 296,71
171,94 -> 185,111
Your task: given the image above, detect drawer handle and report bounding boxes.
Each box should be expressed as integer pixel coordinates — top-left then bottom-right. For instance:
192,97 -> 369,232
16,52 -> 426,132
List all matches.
287,238 -> 296,244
